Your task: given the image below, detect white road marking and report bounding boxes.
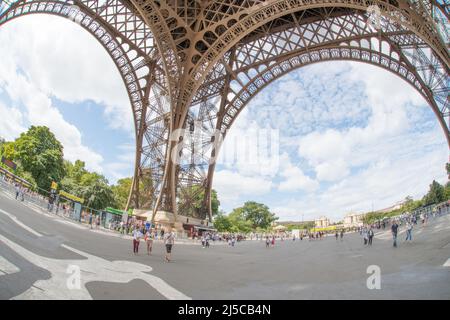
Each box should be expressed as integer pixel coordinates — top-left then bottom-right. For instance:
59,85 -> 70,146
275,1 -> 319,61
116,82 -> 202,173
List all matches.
0,208 -> 191,300
0,255 -> 20,275
0,208 -> 43,237
444,259 -> 450,267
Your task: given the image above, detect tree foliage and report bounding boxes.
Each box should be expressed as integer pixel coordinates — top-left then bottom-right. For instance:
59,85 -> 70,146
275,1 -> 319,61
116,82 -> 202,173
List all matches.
213,201 -> 278,233
59,159 -> 115,210
178,185 -> 220,217
422,180 -> 446,205
283,221 -> 314,231
111,177 -> 133,210
237,201 -> 278,229
4,126 -> 65,191
212,212 -> 233,232
79,179 -> 116,210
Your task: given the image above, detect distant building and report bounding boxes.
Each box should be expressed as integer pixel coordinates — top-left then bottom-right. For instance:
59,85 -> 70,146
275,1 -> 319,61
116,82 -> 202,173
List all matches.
343,213 -> 365,228
314,216 -> 330,228
375,199 -> 407,213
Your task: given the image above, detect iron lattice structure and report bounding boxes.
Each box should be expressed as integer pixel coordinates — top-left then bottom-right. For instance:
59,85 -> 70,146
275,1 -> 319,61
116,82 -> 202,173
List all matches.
1,0 -> 448,222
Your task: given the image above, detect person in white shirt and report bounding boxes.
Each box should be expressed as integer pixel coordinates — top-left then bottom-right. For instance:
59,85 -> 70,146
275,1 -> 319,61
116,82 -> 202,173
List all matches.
164,227 -> 175,262
132,227 -> 143,255
405,221 -> 413,242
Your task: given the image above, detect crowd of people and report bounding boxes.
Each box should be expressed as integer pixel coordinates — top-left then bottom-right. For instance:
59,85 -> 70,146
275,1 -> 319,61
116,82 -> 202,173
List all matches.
355,208 -> 449,248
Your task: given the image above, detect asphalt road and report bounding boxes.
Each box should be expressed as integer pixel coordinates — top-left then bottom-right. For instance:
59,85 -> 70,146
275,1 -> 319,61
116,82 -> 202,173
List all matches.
0,191 -> 449,300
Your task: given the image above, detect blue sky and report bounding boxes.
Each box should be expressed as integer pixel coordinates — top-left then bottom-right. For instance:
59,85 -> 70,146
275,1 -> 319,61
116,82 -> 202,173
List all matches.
0,15 -> 448,222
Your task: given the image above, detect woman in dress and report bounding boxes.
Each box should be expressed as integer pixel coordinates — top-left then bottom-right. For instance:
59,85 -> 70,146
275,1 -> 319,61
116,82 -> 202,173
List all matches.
145,228 -> 154,255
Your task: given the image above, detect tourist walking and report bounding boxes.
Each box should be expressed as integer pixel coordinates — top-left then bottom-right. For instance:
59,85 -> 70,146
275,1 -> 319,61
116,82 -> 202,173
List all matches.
391,221 -> 399,248
340,229 -> 344,241
265,236 -> 270,248
405,221 -> 413,242
201,234 -> 206,248
363,227 -> 368,245
19,185 -> 25,201
205,233 -> 210,248
164,227 -> 175,262
15,183 -> 20,200
132,227 -> 143,255
368,227 -> 374,246
145,229 -> 154,255
335,231 -> 339,241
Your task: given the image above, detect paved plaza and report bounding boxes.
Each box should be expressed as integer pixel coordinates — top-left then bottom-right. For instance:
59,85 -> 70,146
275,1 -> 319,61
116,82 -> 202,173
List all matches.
0,191 -> 449,300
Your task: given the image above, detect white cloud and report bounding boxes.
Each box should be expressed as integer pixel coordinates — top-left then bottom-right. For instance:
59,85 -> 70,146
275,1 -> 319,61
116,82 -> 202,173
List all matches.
218,108 -> 280,178
0,17 -> 126,173
0,63 -> 105,172
315,159 -> 350,182
0,101 -> 26,140
103,144 -> 136,183
0,15 -> 133,133
277,153 -> 319,192
213,169 -> 273,208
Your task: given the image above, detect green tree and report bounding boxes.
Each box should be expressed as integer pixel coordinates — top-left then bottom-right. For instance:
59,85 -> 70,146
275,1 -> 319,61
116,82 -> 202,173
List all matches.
58,159 -> 116,210
65,160 -> 88,183
5,126 -> 65,191
228,208 -> 253,233
79,179 -> 116,211
423,180 -> 445,205
444,184 -> 450,200
237,201 -> 278,229
178,185 -> 220,217
0,137 -> 5,155
111,177 -> 133,210
212,212 -> 233,232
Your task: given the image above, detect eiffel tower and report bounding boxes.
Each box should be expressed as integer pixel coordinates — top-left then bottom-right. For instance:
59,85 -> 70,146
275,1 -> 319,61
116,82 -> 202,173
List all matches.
1,0 -> 448,224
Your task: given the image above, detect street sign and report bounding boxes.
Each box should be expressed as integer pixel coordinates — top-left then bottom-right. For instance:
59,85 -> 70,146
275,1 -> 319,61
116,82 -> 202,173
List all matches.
51,181 -> 58,190
59,190 -> 84,204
